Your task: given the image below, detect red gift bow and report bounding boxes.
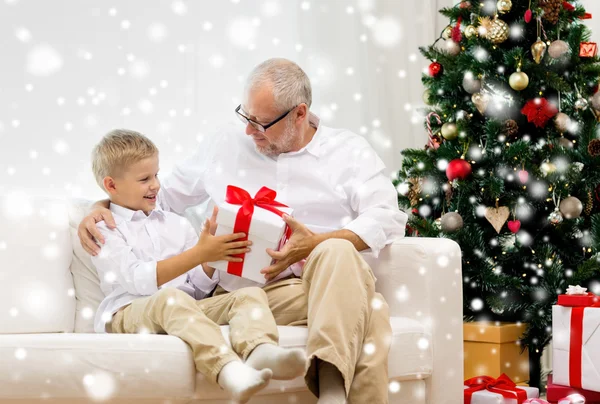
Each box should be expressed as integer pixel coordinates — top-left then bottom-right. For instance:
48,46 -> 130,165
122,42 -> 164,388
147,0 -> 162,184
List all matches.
224,185 -> 291,277
563,2 -> 592,19
464,374 -> 528,404
562,294 -> 600,389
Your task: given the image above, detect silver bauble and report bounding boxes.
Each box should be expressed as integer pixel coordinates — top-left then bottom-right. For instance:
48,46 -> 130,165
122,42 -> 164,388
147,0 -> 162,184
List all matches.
462,73 -> 482,94
441,212 -> 464,232
548,40 -> 570,59
592,92 -> 600,110
549,210 -> 564,225
575,97 -> 589,110
559,196 -> 583,219
555,112 -> 570,132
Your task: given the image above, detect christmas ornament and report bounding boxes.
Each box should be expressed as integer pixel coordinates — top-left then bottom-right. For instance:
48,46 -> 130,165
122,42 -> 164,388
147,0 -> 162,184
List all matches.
451,16 -> 463,43
489,17 -> 509,44
548,40 -> 570,59
441,122 -> 458,140
592,92 -> 600,110
445,39 -> 461,56
485,206 -> 510,233
575,96 -> 589,110
509,69 -> 529,91
588,139 -> 600,157
462,73 -> 481,94
563,2 -> 592,19
497,0 -> 512,14
472,92 -> 490,114
441,212 -> 463,232
541,161 -> 557,175
541,0 -> 561,24
586,190 -> 594,215
426,112 -> 442,150
525,9 -> 533,23
459,1 -> 471,9
503,119 -> 519,137
478,17 -> 493,38
428,61 -> 443,77
580,42 -> 598,57
407,177 -> 422,207
559,196 -> 583,219
434,217 -> 442,230
423,89 -> 433,105
558,137 -> 573,148
521,98 -> 558,128
549,209 -> 564,225
465,25 -> 477,39
508,220 -> 521,233
531,38 -> 547,64
554,112 -> 571,132
518,170 -> 529,184
446,159 -> 472,181
442,26 -> 452,40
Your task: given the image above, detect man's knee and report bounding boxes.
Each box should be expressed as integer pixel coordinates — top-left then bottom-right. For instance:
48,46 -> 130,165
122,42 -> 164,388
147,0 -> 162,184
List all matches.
153,287 -> 191,306
311,238 -> 356,256
235,286 -> 269,305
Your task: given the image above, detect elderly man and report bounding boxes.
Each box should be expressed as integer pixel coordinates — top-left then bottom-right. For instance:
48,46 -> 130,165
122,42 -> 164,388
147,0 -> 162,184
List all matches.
79,58 -> 407,404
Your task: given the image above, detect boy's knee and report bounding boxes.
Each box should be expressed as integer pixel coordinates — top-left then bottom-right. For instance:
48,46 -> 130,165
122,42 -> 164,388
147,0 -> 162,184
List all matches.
154,287 -> 189,306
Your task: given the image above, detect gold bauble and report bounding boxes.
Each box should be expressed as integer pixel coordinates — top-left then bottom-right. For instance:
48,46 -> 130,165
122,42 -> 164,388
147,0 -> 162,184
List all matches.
465,25 -> 478,39
423,89 -> 433,105
509,70 -> 529,91
442,26 -> 453,40
489,17 -> 509,44
441,123 -> 458,140
497,0 -> 512,14
472,92 -> 490,114
531,38 -> 547,64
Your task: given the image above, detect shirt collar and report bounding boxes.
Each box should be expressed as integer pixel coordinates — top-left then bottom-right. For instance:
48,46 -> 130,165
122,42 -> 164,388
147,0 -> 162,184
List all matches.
287,112 -> 322,158
110,203 -> 165,222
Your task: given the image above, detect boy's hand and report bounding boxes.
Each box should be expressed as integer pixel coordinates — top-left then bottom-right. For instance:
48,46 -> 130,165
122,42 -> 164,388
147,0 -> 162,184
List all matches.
208,205 -> 219,235
196,219 -> 251,263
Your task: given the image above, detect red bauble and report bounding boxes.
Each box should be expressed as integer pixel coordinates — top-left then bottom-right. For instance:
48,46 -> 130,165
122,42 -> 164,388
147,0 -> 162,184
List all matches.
429,62 -> 443,77
508,220 -> 521,233
524,9 -> 533,23
446,159 -> 472,181
521,98 -> 558,128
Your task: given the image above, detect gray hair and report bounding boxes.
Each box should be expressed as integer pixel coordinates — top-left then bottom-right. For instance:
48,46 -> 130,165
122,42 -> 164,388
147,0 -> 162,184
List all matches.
245,58 -> 312,113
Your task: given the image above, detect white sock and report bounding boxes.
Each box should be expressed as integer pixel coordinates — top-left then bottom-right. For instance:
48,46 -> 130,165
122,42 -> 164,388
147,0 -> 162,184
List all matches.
245,343 -> 308,380
217,360 -> 272,403
317,361 -> 347,404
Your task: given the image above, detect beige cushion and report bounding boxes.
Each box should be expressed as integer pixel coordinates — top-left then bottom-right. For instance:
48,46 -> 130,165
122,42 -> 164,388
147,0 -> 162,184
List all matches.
67,199 -> 104,333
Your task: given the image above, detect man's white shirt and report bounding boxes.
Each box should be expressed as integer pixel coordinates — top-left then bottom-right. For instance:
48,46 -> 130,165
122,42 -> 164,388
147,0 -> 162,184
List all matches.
158,113 -> 408,292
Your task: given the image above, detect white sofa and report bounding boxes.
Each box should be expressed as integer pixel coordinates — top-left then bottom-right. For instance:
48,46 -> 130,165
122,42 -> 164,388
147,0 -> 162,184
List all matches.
0,195 -> 464,404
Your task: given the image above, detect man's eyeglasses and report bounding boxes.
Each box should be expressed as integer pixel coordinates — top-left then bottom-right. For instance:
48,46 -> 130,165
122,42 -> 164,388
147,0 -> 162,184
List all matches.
235,104 -> 298,133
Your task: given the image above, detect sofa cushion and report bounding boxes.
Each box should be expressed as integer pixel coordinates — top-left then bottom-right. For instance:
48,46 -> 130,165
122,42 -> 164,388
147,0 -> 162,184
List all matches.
0,193 -> 75,334
67,198 -> 105,333
0,318 -> 431,400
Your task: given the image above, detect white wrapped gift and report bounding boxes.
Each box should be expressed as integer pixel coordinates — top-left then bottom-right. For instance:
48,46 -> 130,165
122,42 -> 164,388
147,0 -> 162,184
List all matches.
463,384 -> 539,404
207,186 -> 293,285
552,302 -> 600,392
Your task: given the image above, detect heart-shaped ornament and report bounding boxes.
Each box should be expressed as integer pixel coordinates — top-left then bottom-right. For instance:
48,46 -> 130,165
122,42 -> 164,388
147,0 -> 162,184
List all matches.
485,206 -> 510,233
472,92 -> 490,114
508,220 -> 521,233
518,170 -> 529,184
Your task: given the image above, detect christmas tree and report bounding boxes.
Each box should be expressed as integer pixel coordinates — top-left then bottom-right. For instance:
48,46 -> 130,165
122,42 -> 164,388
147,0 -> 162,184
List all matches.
395,0 -> 600,387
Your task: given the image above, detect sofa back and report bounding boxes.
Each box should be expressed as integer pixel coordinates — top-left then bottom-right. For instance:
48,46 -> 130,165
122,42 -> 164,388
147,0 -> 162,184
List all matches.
0,193 -> 75,334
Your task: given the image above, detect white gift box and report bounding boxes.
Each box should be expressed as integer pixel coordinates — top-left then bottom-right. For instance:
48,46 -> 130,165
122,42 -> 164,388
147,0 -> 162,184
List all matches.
463,385 -> 538,404
207,201 -> 293,285
553,304 -> 600,392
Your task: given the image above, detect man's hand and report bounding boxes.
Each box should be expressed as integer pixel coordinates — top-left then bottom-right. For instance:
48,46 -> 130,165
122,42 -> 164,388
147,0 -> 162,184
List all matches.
260,214 -> 316,281
77,207 -> 116,256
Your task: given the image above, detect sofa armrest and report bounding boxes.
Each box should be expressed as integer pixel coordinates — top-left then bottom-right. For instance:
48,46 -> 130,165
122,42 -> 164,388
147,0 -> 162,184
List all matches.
363,237 -> 463,404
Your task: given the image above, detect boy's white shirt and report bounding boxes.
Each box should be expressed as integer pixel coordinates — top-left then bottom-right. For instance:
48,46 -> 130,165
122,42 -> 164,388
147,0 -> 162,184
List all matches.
91,203 -> 218,333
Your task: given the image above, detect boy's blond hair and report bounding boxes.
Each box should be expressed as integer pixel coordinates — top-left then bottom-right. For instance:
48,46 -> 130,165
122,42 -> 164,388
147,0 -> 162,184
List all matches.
92,129 -> 158,192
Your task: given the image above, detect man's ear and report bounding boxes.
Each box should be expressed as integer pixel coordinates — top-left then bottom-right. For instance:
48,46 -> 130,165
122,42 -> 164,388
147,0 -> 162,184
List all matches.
103,176 -> 118,195
295,103 -> 309,124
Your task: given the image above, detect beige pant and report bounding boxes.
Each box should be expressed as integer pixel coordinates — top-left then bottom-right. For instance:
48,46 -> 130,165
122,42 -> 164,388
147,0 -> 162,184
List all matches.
215,238 -> 392,404
108,286 -> 278,384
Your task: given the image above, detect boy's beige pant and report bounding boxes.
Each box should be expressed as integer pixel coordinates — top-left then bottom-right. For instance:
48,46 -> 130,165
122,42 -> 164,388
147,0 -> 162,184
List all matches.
214,238 -> 393,404
108,286 -> 278,384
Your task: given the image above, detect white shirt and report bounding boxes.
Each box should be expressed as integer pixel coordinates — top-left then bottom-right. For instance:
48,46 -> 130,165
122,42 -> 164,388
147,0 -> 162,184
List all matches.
158,113 -> 407,292
91,204 -> 218,333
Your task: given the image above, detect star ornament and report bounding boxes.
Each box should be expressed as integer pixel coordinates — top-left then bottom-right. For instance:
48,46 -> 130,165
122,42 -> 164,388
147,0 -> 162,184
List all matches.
566,285 -> 588,295
521,97 -> 558,128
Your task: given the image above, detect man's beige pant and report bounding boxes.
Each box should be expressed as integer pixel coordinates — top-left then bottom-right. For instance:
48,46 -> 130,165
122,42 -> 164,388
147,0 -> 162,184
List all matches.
108,286 -> 278,384
215,238 -> 392,404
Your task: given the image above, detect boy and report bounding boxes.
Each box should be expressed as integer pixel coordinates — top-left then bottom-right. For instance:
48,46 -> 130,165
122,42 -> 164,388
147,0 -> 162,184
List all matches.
90,129 -> 307,403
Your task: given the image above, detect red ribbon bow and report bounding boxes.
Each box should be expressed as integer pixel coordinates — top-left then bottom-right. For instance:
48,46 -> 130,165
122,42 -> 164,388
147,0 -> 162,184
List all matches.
464,374 -> 527,404
224,185 -> 291,277
560,294 -> 600,389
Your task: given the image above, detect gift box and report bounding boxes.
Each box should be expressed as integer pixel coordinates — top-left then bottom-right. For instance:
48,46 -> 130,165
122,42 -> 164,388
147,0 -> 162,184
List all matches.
547,374 -> 600,403
464,374 -> 539,404
208,186 -> 293,285
464,321 -> 530,384
552,286 -> 600,392
580,42 -> 598,58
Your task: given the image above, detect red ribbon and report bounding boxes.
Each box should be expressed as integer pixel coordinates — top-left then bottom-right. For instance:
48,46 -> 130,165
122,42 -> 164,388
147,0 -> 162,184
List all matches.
224,185 -> 291,277
464,374 -> 528,404
563,295 -> 600,389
